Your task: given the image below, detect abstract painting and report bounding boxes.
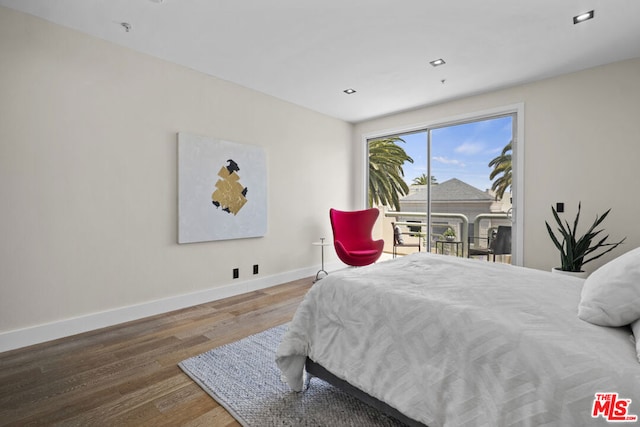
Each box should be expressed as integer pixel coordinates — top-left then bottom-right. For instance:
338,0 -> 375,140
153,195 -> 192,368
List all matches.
178,133 -> 267,243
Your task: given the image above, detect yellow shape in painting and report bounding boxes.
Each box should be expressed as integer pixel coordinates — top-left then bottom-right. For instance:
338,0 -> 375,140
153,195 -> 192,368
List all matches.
211,165 -> 247,215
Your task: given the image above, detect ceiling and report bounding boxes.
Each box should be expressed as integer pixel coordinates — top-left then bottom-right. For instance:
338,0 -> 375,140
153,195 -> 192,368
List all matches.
1,0 -> 639,123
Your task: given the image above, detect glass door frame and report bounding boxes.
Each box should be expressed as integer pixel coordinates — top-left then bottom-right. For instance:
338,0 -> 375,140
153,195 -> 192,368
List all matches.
361,103 -> 525,266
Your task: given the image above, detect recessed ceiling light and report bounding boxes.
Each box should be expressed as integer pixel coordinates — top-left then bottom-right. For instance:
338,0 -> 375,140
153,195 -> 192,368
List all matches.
430,58 -> 446,67
573,10 -> 594,24
343,88 -> 356,94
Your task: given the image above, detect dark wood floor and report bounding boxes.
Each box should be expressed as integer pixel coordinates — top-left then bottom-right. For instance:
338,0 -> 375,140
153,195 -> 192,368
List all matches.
0,277 -> 313,426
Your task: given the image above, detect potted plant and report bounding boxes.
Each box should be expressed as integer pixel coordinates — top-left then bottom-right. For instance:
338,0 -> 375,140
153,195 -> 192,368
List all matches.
443,227 -> 456,241
545,202 -> 625,277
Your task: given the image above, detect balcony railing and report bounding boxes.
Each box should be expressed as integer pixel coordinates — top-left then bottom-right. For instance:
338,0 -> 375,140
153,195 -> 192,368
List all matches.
384,210 -> 510,260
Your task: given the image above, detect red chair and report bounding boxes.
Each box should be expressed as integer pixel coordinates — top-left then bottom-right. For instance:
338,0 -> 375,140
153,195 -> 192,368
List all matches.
329,208 -> 384,266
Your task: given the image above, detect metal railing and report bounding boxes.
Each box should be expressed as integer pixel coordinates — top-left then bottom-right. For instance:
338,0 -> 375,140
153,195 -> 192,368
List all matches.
472,213 -> 511,246
385,211 -> 512,258
385,211 -> 469,257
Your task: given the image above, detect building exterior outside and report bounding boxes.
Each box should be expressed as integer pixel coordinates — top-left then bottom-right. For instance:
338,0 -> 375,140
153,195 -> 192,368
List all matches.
397,178 -> 512,250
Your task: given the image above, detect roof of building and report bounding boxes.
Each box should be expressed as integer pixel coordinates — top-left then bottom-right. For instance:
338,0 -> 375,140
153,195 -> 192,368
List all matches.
401,178 -> 493,202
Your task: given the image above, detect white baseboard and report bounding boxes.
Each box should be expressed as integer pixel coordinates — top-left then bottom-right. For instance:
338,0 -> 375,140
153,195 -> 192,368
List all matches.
0,263 -> 342,353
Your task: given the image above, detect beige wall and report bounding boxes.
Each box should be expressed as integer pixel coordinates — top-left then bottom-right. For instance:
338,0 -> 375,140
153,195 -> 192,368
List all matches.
3,4 -> 639,348
355,57 -> 640,272
0,7 -> 353,340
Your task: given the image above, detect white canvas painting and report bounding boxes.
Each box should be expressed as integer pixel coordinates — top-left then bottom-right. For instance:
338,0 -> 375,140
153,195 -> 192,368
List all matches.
178,132 -> 267,243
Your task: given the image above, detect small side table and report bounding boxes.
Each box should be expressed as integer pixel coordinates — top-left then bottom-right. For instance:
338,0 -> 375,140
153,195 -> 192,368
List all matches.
435,240 -> 463,257
312,238 -> 330,282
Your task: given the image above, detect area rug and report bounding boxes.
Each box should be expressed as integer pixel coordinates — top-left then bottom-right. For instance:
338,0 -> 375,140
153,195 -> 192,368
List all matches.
178,324 -> 404,426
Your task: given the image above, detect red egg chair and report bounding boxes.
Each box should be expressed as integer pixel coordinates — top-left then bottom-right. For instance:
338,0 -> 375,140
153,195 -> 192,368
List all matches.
329,208 -> 384,267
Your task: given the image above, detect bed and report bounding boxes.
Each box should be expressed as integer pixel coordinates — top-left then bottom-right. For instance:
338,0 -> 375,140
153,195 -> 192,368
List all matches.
276,252 -> 640,426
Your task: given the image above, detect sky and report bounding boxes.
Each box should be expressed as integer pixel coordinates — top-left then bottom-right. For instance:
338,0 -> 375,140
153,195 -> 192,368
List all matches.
397,116 -> 512,192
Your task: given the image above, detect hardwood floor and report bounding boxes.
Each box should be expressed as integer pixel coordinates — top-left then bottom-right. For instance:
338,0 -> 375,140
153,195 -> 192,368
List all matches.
0,278 -> 314,426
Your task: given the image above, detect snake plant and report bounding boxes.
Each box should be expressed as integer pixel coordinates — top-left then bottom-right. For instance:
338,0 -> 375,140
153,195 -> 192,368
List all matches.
545,202 -> 625,272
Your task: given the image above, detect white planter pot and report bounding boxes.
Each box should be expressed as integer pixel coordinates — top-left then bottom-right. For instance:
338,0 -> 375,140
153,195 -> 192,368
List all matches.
551,267 -> 588,279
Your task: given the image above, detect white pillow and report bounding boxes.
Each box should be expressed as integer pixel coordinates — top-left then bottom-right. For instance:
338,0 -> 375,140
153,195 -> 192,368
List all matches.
631,320 -> 640,363
578,246 -> 640,327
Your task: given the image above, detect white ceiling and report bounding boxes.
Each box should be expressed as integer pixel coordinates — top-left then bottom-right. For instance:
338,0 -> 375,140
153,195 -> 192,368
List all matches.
2,0 -> 639,123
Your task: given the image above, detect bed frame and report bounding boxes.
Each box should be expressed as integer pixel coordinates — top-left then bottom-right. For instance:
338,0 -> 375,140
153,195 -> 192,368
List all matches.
305,357 -> 427,427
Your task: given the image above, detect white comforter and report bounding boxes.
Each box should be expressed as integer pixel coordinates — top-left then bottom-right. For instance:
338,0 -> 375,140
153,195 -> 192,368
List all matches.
276,253 -> 640,427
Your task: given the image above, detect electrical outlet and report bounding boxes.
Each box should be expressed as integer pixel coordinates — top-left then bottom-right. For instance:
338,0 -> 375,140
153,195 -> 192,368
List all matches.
556,202 -> 564,213
233,268 -> 239,279
253,264 -> 259,275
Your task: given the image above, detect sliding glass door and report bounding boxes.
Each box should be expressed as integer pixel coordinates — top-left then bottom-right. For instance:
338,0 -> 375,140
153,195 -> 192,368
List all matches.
367,109 -> 520,265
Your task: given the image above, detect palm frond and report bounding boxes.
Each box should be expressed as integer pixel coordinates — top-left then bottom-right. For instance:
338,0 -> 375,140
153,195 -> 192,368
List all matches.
368,137 -> 413,210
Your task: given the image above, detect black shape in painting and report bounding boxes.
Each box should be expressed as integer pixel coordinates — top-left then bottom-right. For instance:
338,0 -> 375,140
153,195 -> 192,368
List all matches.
226,159 -> 240,174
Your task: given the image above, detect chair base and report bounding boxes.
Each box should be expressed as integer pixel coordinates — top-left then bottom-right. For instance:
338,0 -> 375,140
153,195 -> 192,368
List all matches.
392,243 -> 421,258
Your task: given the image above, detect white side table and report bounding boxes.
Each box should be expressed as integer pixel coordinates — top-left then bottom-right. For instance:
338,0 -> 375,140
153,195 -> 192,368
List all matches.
312,238 -> 330,282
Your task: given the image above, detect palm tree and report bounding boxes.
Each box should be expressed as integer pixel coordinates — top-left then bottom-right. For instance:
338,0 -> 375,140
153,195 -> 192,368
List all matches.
368,137 -> 413,211
412,173 -> 437,185
488,140 -> 512,200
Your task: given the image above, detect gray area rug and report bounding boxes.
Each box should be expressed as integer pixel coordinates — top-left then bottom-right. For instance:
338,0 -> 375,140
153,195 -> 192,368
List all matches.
179,324 -> 404,426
